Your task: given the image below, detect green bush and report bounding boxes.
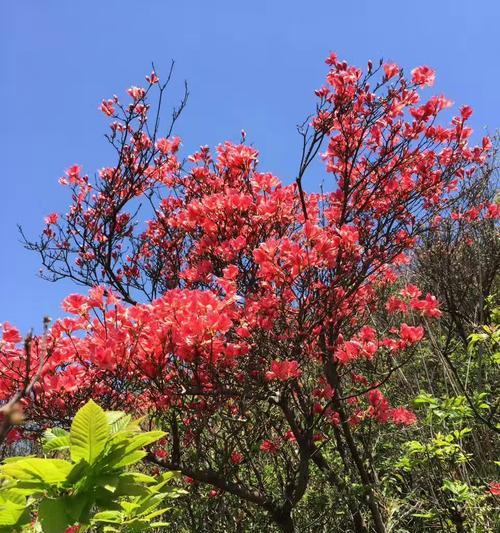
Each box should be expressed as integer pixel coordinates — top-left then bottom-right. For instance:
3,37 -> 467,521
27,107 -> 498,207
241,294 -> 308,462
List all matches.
0,400 -> 184,532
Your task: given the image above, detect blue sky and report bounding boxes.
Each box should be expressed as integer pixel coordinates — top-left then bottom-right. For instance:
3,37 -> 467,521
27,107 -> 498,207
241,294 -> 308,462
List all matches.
1,0 -> 499,332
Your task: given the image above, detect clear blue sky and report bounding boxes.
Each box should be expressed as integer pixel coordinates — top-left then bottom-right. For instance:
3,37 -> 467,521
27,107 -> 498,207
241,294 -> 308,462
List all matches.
1,0 -> 499,332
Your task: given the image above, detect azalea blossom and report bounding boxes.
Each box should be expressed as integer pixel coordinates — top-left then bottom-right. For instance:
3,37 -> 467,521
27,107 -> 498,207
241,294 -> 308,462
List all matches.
411,65 -> 435,86
265,359 -> 302,381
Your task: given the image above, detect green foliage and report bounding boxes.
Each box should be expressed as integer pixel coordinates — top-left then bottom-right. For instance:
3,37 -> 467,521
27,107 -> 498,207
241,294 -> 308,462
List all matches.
0,400 -> 184,532
383,309 -> 500,532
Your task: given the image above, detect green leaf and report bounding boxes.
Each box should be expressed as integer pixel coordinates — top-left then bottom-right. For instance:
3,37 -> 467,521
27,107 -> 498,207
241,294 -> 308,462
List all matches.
120,472 -> 157,484
63,493 -> 91,523
106,411 -> 132,434
43,433 -> 71,452
92,509 -> 123,523
44,427 -> 69,439
70,400 -> 109,465
0,498 -> 29,527
65,459 -> 88,486
110,450 -> 147,469
38,498 -> 74,533
142,507 -> 170,520
0,490 -> 25,506
0,458 -> 72,484
122,431 -> 166,454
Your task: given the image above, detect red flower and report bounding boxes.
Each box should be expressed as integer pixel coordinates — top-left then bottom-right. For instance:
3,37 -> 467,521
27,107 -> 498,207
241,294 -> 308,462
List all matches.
486,202 -> 500,219
5,428 -> 22,444
260,439 -> 280,453
146,71 -> 159,84
399,323 -> 424,344
265,359 -> 301,382
383,63 -> 400,80
391,406 -> 417,425
368,389 -> 391,423
127,86 -> 146,101
410,294 -> 442,318
460,105 -> 473,120
2,322 -> 22,344
400,284 -> 422,299
155,448 -> 168,460
44,212 -> 59,225
230,451 -> 244,464
65,164 -> 82,184
61,293 -> 89,315
386,296 -> 408,314
99,99 -> 115,117
488,482 -> 500,496
411,65 -> 435,86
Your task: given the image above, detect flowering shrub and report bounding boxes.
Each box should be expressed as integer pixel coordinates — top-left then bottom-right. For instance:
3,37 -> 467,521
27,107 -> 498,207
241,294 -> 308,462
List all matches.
2,53 -> 498,532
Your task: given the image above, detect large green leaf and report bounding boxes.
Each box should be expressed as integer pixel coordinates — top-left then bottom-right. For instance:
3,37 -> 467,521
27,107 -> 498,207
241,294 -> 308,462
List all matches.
0,497 -> 29,527
70,399 -> 109,464
0,490 -> 25,506
38,498 -> 73,533
0,458 -> 72,484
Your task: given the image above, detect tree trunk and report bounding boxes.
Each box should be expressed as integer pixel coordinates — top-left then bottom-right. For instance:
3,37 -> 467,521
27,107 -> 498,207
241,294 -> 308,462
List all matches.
273,508 -> 295,533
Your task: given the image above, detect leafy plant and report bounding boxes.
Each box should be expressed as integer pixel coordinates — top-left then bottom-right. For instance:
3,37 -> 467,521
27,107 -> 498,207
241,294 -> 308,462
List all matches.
0,400 -> 183,532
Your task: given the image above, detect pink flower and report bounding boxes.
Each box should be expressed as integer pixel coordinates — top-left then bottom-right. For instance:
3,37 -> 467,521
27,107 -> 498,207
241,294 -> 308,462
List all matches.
65,164 -> 82,184
2,322 -> 22,344
383,63 -> 400,80
488,482 -> 500,496
99,99 -> 115,117
325,52 -> 338,65
400,323 -> 424,344
391,406 -> 417,425
128,86 -> 146,101
410,294 -> 442,318
44,212 -> 59,225
482,136 -> 492,151
411,65 -> 435,86
359,326 -> 376,342
146,71 -> 159,84
156,137 -> 181,155
265,359 -> 301,381
460,105 -> 473,120
386,296 -> 408,314
61,293 -> 89,315
400,284 -> 422,299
